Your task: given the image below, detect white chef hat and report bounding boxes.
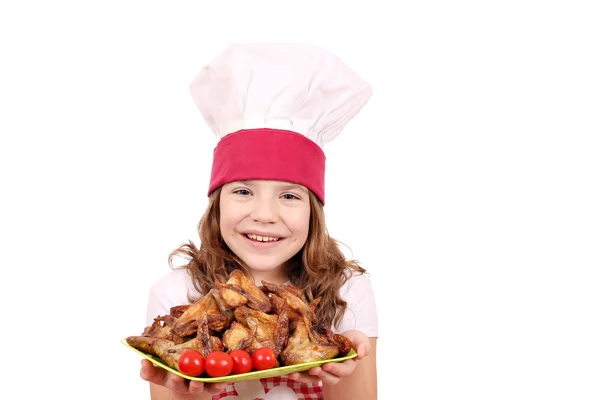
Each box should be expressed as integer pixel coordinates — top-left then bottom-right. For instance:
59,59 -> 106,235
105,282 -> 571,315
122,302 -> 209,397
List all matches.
190,43 -> 372,204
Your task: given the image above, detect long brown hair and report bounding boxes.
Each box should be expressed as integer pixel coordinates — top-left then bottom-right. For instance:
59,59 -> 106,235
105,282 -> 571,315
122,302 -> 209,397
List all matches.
168,186 -> 366,329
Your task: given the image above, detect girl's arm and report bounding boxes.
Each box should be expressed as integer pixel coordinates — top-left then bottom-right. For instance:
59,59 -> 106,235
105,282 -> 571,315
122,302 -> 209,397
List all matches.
322,337 -> 378,400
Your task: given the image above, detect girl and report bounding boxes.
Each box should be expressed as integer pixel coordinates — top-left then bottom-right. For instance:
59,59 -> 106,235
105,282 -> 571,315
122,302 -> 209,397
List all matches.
139,43 -> 378,400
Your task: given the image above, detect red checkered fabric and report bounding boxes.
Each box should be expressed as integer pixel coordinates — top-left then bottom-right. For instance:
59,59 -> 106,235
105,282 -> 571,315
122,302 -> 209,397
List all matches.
212,377 -> 323,399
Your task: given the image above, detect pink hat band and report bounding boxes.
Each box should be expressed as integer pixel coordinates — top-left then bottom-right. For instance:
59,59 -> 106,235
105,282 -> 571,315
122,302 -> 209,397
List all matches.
208,128 -> 326,204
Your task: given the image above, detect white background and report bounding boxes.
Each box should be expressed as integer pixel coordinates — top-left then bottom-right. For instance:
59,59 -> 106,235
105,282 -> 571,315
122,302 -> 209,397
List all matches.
1,1 -> 599,399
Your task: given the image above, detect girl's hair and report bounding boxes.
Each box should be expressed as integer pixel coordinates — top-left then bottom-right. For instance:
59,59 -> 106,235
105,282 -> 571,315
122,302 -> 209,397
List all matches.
168,186 -> 366,329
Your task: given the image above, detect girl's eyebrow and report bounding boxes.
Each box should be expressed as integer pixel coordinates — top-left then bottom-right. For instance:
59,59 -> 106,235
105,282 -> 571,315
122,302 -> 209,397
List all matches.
235,181 -> 308,193
279,184 -> 308,193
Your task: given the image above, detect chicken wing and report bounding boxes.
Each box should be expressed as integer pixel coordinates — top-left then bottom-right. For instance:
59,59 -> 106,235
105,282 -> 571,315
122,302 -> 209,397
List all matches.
135,304 -> 191,344
172,291 -> 229,337
142,314 -> 187,343
233,305 -> 289,356
280,317 -> 339,366
269,293 -> 300,322
269,293 -> 322,333
218,269 -> 271,312
281,283 -> 306,301
125,335 -> 158,356
169,304 -> 191,318
150,337 -> 201,371
331,332 -> 353,356
209,288 -> 234,321
127,309 -> 186,355
222,321 -> 255,351
126,311 -> 223,361
313,322 -> 353,356
261,281 -> 315,322
273,302 -> 290,354
196,311 -> 224,358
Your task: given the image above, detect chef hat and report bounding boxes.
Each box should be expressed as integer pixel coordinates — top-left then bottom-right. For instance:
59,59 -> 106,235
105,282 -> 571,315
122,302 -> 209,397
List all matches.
190,43 -> 372,204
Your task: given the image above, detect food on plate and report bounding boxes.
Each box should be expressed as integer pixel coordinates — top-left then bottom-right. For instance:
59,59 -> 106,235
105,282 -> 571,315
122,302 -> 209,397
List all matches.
178,349 -> 205,377
205,351 -> 234,377
229,349 -> 253,374
125,269 -> 353,378
252,347 -> 278,371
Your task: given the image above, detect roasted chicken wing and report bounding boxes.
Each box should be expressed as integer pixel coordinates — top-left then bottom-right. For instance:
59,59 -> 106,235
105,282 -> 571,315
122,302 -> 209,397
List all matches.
280,317 -> 339,366
125,335 -> 157,356
233,305 -> 289,356
172,290 -> 229,336
195,311 -> 224,358
218,269 -> 271,312
150,337 -> 201,371
222,321 -> 255,351
129,304 -> 191,349
141,314 -> 187,344
261,281 -> 316,322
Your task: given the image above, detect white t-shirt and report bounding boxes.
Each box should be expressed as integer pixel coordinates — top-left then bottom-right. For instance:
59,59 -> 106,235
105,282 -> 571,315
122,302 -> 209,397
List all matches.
145,268 -> 378,399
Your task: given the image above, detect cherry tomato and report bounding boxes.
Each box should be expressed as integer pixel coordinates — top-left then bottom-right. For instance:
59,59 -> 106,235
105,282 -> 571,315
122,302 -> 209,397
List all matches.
205,351 -> 234,377
178,349 -> 205,377
229,349 -> 253,374
252,347 -> 278,371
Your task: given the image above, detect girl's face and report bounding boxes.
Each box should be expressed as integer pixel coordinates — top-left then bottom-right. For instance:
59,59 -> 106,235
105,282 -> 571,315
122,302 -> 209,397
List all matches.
219,180 -> 311,279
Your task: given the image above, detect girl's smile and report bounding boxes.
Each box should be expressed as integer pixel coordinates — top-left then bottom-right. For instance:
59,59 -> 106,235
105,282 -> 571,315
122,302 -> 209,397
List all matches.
242,231 -> 285,248
219,180 -> 311,280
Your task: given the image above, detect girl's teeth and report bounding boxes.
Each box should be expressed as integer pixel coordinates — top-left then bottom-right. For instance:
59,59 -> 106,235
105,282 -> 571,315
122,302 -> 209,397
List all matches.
247,234 -> 279,242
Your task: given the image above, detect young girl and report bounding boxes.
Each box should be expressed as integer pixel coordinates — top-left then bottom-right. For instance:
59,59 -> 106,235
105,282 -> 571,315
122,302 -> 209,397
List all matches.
139,43 -> 378,400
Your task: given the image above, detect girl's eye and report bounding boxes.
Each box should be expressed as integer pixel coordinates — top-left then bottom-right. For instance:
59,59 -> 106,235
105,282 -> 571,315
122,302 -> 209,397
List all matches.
234,189 -> 251,196
282,193 -> 300,200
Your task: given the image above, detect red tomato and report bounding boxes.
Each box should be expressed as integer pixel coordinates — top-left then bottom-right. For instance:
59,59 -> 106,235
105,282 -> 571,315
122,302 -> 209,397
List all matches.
178,350 -> 205,377
252,347 -> 278,371
229,349 -> 253,374
205,351 -> 234,377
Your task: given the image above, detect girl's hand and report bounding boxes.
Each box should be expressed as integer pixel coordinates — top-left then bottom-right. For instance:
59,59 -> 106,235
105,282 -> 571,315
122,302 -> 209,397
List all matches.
140,359 -> 228,396
287,330 -> 371,385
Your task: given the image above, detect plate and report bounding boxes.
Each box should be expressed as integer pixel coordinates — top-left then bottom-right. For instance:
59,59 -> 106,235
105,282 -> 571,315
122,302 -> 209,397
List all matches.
121,338 -> 358,383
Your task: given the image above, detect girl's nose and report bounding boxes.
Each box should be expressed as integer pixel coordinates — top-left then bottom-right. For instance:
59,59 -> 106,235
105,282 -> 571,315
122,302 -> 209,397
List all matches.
250,199 -> 278,223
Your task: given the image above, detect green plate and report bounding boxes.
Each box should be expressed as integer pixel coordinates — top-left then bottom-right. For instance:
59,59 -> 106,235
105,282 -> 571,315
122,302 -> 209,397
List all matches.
121,338 -> 357,383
